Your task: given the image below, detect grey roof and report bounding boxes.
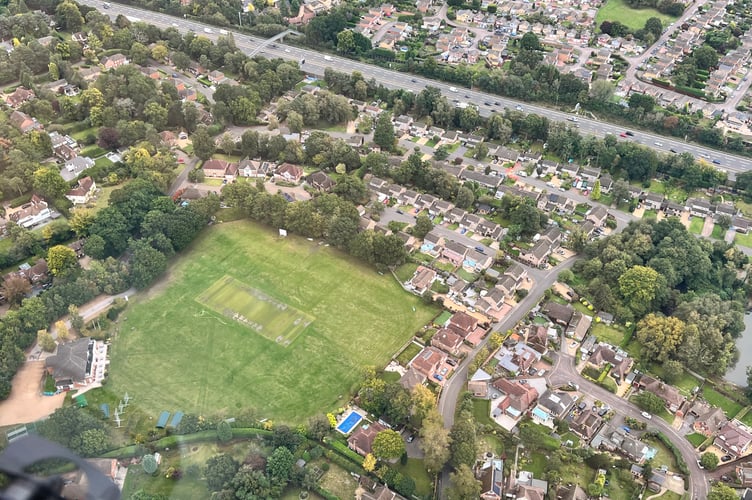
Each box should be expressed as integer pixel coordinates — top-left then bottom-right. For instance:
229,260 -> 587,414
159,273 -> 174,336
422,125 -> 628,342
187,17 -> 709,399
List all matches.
537,390 -> 575,417
46,338 -> 91,382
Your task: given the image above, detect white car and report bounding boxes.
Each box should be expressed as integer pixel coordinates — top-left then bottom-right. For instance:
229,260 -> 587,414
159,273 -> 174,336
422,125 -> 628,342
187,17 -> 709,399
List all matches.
641,411 -> 652,419
204,27 -> 213,33
324,55 -> 332,61
285,48 -> 291,53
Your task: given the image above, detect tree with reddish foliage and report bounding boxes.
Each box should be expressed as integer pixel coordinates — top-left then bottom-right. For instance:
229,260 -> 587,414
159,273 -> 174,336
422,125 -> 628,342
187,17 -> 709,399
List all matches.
2,274 -> 31,306
97,127 -> 120,149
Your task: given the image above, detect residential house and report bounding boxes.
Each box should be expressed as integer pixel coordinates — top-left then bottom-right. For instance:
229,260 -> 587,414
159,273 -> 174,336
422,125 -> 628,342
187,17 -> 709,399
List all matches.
580,166 -> 601,183
559,163 -> 580,178
45,338 -> 94,386
63,156 -> 95,179
416,193 -> 437,211
518,240 -> 551,268
555,484 -> 588,500
238,159 -> 273,178
642,192 -> 664,210
429,199 -> 453,216
431,327 -> 463,355
399,366 -> 426,391
359,478 -> 406,500
532,390 -> 575,426
636,375 -> 686,414
409,346 -> 447,379
101,53 -> 129,70
595,427 -> 653,463
460,213 -> 483,232
477,219 -> 504,239
442,240 -> 469,266
347,421 -> 387,456
461,170 -> 502,189
687,198 -> 714,217
565,312 -> 592,341
570,410 -> 603,442
599,175 -> 613,193
9,195 -> 52,228
20,259 -> 49,284
735,216 -> 752,234
492,378 -> 540,420
395,231 -> 416,251
737,462 -> 752,487
525,325 -> 550,352
496,341 -> 542,375
307,171 -> 335,191
542,302 -> 574,327
447,311 -> 479,338
78,66 -> 102,82
663,201 -> 684,217
397,189 -> 420,206
587,206 -> 609,227
9,110 -> 42,133
420,231 -> 443,256
464,248 -> 493,272
446,207 -> 468,225
208,70 -> 226,84
588,344 -> 633,383
715,203 -> 737,222
275,163 -> 304,183
513,471 -> 548,500
202,159 -> 231,178
65,177 -> 96,205
408,266 -> 435,295
714,421 -> 752,459
541,226 -> 562,247
689,400 -> 727,436
491,146 -> 520,163
6,87 -> 35,108
478,456 -> 504,500
468,368 -> 492,398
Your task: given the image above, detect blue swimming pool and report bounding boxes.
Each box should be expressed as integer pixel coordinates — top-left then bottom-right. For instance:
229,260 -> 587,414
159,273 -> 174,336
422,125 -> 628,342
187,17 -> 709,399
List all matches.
336,411 -> 363,434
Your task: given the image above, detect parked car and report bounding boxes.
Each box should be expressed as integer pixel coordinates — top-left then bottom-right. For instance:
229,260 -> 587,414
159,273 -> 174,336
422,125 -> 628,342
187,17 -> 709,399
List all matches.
722,455 -> 732,462
641,411 -> 652,419
446,359 -> 457,366
433,374 -> 443,381
406,434 -> 415,443
625,131 -> 634,136
577,402 -> 587,411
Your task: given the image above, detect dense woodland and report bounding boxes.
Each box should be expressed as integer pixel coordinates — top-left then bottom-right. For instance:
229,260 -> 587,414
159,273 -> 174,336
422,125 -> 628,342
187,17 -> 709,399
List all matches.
573,218 -> 748,376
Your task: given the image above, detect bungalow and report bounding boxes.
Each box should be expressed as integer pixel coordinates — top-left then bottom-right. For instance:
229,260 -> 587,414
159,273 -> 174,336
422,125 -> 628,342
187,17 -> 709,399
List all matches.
101,53 -> 129,70
409,346 -> 447,379
491,146 -> 520,163
735,216 -> 752,234
9,110 -> 42,133
461,170 -> 502,189
447,311 -> 479,338
208,70 -> 226,84
532,390 -> 575,426
6,87 -> 35,108
431,327 -> 463,355
442,240 -> 469,266
9,195 -> 52,228
570,410 -> 603,442
543,302 -> 574,326
65,177 -> 96,205
202,159 -> 231,178
715,203 -> 737,221
275,163 -> 304,183
348,421 -> 387,456
714,421 -> 752,459
307,171 -> 335,191
689,400 -> 727,436
491,378 -> 539,420
586,206 -> 608,227
636,375 -> 686,414
588,343 -> 633,383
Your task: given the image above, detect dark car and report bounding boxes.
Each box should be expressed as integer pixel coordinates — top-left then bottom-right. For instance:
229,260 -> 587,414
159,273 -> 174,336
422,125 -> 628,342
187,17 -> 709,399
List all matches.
722,455 -> 732,462
577,402 -> 587,411
485,101 -> 492,106
406,434 -> 415,443
670,148 -> 678,153
446,359 -> 457,366
598,408 -> 609,417
625,131 -> 634,136
495,101 -> 501,106
411,78 -> 417,83
396,209 -> 404,215
712,159 -> 722,165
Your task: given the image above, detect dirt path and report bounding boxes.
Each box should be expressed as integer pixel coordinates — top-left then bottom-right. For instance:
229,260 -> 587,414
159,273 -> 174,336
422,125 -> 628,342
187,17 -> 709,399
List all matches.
0,361 -> 65,427
701,215 -> 715,237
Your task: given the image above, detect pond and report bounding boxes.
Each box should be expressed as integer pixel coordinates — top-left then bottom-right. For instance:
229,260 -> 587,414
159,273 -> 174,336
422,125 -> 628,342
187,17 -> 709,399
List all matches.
725,313 -> 752,386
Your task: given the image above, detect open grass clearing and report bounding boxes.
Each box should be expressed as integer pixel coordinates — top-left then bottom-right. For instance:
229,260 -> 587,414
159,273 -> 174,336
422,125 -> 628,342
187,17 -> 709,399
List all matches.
596,0 -> 676,31
472,399 -> 494,427
106,221 -> 437,423
394,262 -> 419,283
702,386 -> 743,418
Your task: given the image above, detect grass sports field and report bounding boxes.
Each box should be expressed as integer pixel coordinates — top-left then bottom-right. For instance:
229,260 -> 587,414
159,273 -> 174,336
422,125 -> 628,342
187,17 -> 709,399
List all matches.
596,0 -> 677,31
106,222 -> 437,422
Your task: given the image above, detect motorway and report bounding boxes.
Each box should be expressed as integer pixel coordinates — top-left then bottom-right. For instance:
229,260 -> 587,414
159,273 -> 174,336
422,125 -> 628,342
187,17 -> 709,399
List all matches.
83,0 -> 752,177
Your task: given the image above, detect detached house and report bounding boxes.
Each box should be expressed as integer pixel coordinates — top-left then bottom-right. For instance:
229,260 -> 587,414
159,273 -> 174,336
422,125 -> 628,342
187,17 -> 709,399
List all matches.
9,110 -> 42,133
588,344 -> 633,383
348,421 -> 387,456
275,163 -> 304,183
9,195 -> 52,228
45,338 -> 95,386
635,375 -> 686,414
307,171 -> 335,191
491,378 -> 539,420
571,410 -> 603,442
65,177 -> 96,205
447,311 -> 479,338
532,390 -> 575,427
689,400 -> 727,436
6,87 -> 35,108
101,53 -> 129,70
431,328 -> 463,355
202,159 -> 232,178
408,265 -> 436,295
238,159 -> 273,178
714,421 -> 752,459
409,346 -> 447,379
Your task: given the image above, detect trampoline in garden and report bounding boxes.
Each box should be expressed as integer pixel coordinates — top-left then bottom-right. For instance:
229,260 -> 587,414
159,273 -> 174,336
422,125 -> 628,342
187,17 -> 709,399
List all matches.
336,411 -> 363,435
156,411 -> 171,428
74,395 -> 88,408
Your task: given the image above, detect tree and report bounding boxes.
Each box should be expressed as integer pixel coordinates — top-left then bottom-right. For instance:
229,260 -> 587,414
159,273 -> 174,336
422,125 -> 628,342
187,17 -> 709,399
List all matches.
635,314 -> 685,362
448,464 -> 481,500
520,32 -> 542,51
142,454 -> 158,474
38,329 -> 56,352
618,265 -> 666,316
591,179 -> 602,200
372,429 -> 405,460
47,245 -> 78,276
420,410 -> 451,474
413,214 -> 434,240
287,110 -> 304,138
205,454 -> 239,491
129,240 -> 167,289
69,304 -> 84,332
55,0 -> 83,30
449,411 -> 476,468
455,186 -> 475,209
410,384 -> 435,426
633,391 -> 664,414
216,421 -> 232,442
2,274 -> 31,306
33,168 -> 69,200
611,179 -> 630,204
694,44 -> 719,70
363,453 -> 376,472
661,359 -> 684,384
700,451 -> 719,470
373,112 -> 395,151
266,446 -> 295,481
717,214 -> 732,230
55,320 -> 69,341
83,234 -> 107,260
708,483 -> 740,500
192,125 -> 216,161
644,17 -> 663,37
38,405 -> 108,456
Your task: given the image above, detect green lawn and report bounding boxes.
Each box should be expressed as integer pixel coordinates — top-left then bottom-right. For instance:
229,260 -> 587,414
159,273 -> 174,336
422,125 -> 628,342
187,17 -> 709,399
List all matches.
642,436 -> 678,471
702,386 -> 743,418
394,459 -> 433,497
740,408 -> 752,427
688,217 -> 704,234
685,432 -> 707,447
596,0 -> 677,31
590,323 -> 629,347
397,342 -> 422,367
472,399 -> 494,427
394,262 -> 419,283
711,224 -> 726,239
105,222 -> 437,423
735,231 -> 752,248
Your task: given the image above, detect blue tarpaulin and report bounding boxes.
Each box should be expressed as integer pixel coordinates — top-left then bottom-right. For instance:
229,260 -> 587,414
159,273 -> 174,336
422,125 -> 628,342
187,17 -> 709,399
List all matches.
156,411 -> 171,428
168,411 -> 184,428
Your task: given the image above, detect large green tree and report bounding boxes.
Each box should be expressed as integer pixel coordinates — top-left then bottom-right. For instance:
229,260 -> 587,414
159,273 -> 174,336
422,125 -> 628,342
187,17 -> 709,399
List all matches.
635,314 -> 685,362
373,112 -> 395,151
448,464 -> 481,500
372,429 -> 405,460
205,454 -> 239,492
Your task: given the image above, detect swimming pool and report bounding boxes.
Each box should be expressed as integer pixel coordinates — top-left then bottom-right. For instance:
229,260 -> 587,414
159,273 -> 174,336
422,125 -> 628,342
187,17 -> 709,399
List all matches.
336,411 -> 363,434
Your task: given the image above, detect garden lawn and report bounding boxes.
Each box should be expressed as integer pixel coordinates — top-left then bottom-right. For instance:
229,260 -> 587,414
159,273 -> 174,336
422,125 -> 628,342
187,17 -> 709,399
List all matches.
394,459 -> 433,497
736,231 -> 752,248
711,224 -> 726,239
397,342 -> 422,367
590,323 -> 628,347
596,0 -> 677,31
472,399 -> 494,426
106,221 -> 437,423
689,217 -> 704,234
685,432 -> 707,448
702,386 -> 743,418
